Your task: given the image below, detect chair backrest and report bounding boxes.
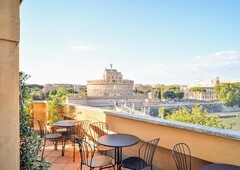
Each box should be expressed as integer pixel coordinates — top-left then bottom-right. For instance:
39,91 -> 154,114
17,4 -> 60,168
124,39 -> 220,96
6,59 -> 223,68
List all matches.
72,120 -> 91,140
172,143 -> 191,170
138,138 -> 160,165
78,140 -> 94,166
80,120 -> 91,136
89,122 -> 108,142
37,120 -> 47,138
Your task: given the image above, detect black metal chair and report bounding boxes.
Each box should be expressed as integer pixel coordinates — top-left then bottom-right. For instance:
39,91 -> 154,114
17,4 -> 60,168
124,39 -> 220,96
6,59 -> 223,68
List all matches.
89,122 -> 114,154
70,120 -> 90,161
172,143 -> 191,170
37,120 -> 64,160
78,140 -> 113,170
121,138 -> 160,170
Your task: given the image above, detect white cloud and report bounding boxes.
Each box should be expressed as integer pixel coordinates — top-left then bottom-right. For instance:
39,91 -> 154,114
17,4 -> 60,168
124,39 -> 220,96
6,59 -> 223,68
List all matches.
72,45 -> 95,51
128,50 -> 240,85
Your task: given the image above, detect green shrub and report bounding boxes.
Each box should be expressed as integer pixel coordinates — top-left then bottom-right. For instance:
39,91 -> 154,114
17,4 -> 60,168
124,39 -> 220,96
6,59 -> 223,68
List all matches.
20,72 -> 50,169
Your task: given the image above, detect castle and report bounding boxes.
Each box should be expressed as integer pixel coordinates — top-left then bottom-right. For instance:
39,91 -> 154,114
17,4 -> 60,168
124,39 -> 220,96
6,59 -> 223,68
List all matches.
87,66 -> 134,97
68,66 -> 146,107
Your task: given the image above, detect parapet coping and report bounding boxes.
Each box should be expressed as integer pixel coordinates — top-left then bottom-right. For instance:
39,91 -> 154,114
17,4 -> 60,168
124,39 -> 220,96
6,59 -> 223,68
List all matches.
69,103 -> 106,113
104,110 -> 240,141
69,103 -> 240,141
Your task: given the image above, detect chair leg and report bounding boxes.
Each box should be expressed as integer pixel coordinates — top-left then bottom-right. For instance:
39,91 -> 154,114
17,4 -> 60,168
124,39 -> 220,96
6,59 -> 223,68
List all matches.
73,141 -> 75,161
41,138 -> 46,161
54,140 -> 58,150
62,138 -> 64,156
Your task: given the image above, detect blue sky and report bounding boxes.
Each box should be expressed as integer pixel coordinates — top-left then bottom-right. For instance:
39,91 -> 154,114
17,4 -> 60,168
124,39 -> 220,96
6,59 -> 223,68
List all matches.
20,0 -> 240,85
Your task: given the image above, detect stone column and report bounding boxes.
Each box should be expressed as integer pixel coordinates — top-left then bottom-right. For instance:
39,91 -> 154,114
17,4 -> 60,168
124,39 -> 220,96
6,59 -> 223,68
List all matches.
0,0 -> 20,169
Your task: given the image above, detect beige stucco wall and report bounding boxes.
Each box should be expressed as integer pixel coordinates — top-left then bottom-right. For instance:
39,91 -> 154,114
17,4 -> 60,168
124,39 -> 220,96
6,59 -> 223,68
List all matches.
32,102 -> 48,130
0,0 -> 20,169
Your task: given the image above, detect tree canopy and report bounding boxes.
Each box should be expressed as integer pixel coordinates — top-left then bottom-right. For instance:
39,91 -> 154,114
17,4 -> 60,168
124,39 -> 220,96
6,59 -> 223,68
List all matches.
155,88 -> 161,99
158,107 -> 171,118
175,91 -> 184,99
189,86 -> 206,92
166,105 -> 224,128
163,90 -> 176,100
133,88 -> 144,94
214,82 -> 240,107
26,84 -> 44,90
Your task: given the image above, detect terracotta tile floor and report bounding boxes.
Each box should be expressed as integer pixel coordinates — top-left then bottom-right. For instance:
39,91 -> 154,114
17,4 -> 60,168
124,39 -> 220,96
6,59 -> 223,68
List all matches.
40,140 -> 92,170
40,140 -> 131,170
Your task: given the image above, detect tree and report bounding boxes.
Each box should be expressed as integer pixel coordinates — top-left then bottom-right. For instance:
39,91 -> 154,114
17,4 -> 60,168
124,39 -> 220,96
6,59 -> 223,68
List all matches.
133,88 -> 144,94
133,88 -> 137,93
47,87 -> 70,125
175,91 -> 184,99
214,82 -> 240,107
79,87 -> 87,95
20,72 -> 50,169
163,91 -> 176,100
166,105 -> 224,128
26,84 -> 44,90
155,88 -> 161,99
158,107 -> 171,118
189,87 -> 206,92
168,86 -> 180,91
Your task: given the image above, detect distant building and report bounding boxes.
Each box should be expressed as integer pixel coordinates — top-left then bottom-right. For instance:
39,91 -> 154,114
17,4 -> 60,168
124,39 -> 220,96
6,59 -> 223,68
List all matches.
133,84 -> 152,94
43,84 -> 86,93
87,67 -> 134,97
186,77 -> 220,101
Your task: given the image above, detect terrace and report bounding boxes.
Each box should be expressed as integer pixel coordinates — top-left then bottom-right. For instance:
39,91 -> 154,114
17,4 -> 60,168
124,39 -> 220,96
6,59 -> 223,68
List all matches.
33,101 -> 240,169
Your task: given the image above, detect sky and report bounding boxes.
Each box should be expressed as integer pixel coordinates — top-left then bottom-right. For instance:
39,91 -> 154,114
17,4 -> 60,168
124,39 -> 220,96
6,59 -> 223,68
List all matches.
20,0 -> 240,85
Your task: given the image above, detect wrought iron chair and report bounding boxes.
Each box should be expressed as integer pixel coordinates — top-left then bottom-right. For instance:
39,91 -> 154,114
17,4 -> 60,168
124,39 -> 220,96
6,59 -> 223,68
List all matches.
37,120 -> 64,160
172,143 -> 191,170
121,138 -> 160,170
70,120 -> 90,161
88,122 -> 114,154
78,140 -> 113,170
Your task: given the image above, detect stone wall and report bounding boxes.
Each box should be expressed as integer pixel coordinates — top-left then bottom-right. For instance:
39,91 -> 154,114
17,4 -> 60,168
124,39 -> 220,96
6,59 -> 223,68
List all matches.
87,83 -> 133,97
68,97 -> 144,107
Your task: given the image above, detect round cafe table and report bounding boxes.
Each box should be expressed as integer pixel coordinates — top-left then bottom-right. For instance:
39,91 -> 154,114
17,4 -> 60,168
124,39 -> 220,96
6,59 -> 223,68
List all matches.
54,120 -> 77,127
54,120 -> 77,155
97,134 -> 139,170
54,120 -> 77,140
201,163 -> 240,170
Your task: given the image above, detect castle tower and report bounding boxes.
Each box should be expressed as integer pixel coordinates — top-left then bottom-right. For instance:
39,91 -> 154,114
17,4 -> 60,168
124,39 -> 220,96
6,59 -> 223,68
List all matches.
87,67 -> 134,97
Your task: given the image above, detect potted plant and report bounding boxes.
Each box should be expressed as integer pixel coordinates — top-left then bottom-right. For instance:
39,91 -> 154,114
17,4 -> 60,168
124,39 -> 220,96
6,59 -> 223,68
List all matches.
47,87 -> 70,133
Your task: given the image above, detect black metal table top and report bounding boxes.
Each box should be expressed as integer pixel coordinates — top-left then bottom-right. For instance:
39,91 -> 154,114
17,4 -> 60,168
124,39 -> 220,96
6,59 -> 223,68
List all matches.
201,164 -> 240,170
97,134 -> 139,148
54,120 -> 77,127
